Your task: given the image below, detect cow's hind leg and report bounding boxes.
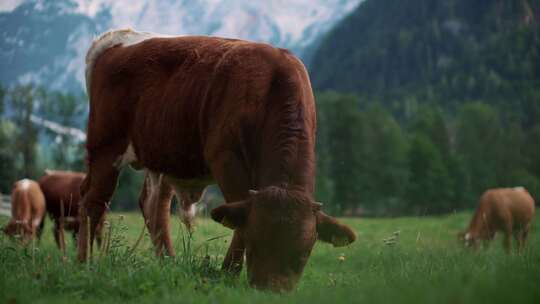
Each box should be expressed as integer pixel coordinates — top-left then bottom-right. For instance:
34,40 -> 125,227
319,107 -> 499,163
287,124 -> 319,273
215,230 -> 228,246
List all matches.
503,227 -> 513,254
95,218 -> 104,249
53,222 -> 64,250
36,217 -> 45,242
77,147 -> 122,262
516,224 -> 531,253
139,172 -> 175,257
523,224 -> 531,249
71,230 -> 78,247
513,230 -> 522,254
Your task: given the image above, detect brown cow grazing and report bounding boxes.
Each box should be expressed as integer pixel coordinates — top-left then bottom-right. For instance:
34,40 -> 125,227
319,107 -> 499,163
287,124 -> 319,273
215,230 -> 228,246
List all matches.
2,179 -> 46,243
79,28 -> 356,291
38,170 -> 104,250
460,187 -> 535,253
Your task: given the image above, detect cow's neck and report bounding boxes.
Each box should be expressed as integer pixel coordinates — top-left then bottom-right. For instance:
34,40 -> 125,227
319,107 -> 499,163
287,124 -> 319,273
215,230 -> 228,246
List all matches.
257,140 -> 314,193
255,114 -> 315,195
467,210 -> 491,238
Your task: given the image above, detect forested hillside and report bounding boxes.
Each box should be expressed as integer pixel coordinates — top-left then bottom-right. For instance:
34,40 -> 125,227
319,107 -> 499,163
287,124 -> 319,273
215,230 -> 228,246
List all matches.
0,85 -> 143,210
311,0 -> 539,118
311,0 -> 540,215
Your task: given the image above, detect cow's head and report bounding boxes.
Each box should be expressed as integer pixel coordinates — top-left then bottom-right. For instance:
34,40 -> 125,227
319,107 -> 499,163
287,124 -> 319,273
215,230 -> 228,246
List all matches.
458,230 -> 479,248
2,221 -> 32,244
211,186 -> 356,292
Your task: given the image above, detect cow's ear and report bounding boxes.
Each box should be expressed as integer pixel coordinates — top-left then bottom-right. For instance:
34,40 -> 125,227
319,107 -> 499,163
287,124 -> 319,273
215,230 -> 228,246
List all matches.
211,200 -> 251,229
316,211 -> 356,247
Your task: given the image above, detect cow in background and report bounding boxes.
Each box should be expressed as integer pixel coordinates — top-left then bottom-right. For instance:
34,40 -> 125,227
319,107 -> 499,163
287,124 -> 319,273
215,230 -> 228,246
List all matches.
38,170 -> 104,250
2,179 -> 46,243
79,28 -> 356,291
459,187 -> 535,253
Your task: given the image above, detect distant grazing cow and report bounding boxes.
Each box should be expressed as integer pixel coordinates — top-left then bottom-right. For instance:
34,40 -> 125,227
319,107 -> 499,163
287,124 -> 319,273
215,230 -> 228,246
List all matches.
460,187 -> 535,253
2,179 -> 45,243
78,28 -> 356,291
38,170 -> 104,249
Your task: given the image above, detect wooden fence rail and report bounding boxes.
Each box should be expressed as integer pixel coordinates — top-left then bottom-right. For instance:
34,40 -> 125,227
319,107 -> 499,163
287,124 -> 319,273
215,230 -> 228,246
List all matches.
0,193 -> 10,217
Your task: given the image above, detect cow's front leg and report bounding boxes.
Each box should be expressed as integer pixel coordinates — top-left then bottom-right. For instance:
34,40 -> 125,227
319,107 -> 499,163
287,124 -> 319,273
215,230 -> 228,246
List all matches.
208,151 -> 251,276
77,148 -> 121,262
53,221 -> 65,251
223,229 -> 245,275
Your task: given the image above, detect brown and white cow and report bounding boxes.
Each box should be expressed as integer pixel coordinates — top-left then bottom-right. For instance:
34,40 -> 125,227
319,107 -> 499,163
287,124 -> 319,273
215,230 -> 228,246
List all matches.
38,170 -> 104,250
460,187 -> 535,253
79,28 -> 356,291
2,179 -> 46,243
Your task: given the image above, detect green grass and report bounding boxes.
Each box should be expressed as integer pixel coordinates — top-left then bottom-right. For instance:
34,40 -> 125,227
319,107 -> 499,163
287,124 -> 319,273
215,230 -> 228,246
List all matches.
1,211 -> 539,303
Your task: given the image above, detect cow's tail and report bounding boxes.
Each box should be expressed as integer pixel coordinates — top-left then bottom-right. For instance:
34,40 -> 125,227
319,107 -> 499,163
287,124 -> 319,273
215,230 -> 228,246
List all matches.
85,29 -> 131,96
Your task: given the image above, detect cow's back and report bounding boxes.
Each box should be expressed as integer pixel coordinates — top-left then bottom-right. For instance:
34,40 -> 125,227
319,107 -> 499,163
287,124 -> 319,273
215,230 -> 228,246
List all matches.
88,34 -> 310,180
38,171 -> 85,218
11,179 -> 45,227
505,188 -> 535,225
482,187 -> 535,227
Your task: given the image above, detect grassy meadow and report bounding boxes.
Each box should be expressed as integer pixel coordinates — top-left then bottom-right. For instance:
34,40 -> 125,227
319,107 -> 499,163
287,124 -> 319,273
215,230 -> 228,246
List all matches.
1,211 -> 540,303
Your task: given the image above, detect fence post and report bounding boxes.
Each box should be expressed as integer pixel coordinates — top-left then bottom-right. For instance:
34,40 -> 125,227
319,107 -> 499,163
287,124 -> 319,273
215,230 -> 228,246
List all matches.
0,193 -> 11,217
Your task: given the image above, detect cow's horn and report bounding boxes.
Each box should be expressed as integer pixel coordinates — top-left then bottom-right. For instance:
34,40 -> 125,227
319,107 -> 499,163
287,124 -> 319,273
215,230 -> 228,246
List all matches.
248,189 -> 259,196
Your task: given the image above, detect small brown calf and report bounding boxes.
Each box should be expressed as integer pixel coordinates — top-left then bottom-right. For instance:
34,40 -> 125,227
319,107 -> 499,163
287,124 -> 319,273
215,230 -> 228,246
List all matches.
460,187 -> 535,253
2,179 -> 46,243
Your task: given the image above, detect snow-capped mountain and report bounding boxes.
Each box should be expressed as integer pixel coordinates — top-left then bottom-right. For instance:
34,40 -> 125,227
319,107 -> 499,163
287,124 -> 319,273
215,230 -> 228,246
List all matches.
0,0 -> 361,93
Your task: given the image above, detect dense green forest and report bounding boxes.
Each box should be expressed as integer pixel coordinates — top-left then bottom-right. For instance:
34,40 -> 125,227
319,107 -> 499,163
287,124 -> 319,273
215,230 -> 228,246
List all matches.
311,0 -> 540,120
310,0 -> 540,215
1,0 -> 539,215
315,92 -> 540,215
